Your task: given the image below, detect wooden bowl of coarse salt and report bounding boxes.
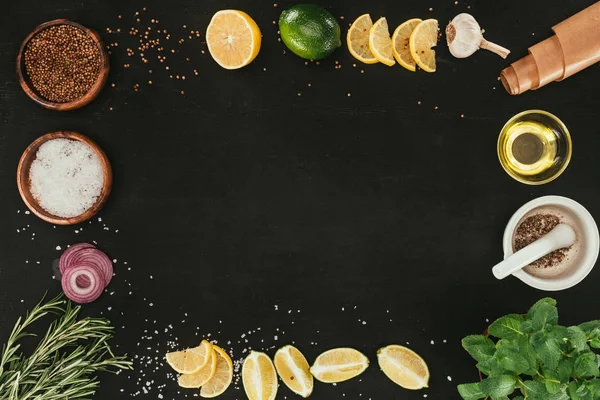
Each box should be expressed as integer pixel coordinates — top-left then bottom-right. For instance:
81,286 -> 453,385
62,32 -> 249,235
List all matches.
17,132 -> 112,225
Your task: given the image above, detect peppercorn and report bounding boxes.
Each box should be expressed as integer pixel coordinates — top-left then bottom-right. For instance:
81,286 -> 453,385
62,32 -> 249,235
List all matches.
24,25 -> 102,103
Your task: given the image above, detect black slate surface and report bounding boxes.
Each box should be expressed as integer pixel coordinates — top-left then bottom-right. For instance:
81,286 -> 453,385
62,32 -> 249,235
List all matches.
2,0 -> 600,398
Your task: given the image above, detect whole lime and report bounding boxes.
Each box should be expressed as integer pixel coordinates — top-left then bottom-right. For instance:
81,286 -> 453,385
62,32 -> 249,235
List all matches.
279,4 -> 341,60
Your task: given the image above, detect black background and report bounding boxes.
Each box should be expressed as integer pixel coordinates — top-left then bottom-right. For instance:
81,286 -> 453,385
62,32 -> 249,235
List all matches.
2,0 -> 600,398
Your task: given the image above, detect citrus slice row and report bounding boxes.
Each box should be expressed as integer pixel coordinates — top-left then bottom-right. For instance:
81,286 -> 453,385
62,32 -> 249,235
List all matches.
274,345 -> 313,398
377,345 -> 430,390
310,348 -> 370,383
409,19 -> 439,73
347,14 -> 378,64
368,17 -> 395,67
242,351 -> 278,400
178,348 -> 218,388
166,340 -> 213,375
200,346 -> 233,398
391,18 -> 422,72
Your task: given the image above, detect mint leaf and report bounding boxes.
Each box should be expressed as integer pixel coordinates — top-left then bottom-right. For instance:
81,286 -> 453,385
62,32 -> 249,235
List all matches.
517,335 -> 539,374
480,375 -> 516,398
568,380 -> 592,400
476,357 -> 504,377
585,379 -> 600,395
457,383 -> 486,400
567,326 -> 588,352
541,366 -> 562,394
573,351 -> 600,378
462,335 -> 496,362
495,339 -> 530,374
488,314 -> 525,340
532,331 -> 562,370
579,320 -> 600,335
557,357 -> 575,382
532,303 -> 559,331
527,297 -> 557,319
520,380 -> 548,399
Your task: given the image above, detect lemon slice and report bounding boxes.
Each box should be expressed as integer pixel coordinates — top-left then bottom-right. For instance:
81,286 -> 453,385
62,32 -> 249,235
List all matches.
206,10 -> 262,70
310,348 -> 369,383
347,14 -> 378,64
201,346 -> 233,398
166,340 -> 213,374
368,17 -> 395,67
242,351 -> 278,400
377,345 -> 430,390
391,19 -> 422,72
178,347 -> 218,388
409,19 -> 438,73
274,345 -> 313,398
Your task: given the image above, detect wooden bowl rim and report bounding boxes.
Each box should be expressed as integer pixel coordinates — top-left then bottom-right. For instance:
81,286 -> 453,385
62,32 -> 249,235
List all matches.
16,19 -> 110,111
17,132 -> 113,225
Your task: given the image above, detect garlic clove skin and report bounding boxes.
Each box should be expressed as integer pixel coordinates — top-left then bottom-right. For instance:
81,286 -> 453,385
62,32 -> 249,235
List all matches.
446,13 -> 483,58
446,13 -> 511,59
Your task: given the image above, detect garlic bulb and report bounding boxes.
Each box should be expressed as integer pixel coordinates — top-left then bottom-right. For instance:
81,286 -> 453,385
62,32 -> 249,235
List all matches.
446,13 -> 510,59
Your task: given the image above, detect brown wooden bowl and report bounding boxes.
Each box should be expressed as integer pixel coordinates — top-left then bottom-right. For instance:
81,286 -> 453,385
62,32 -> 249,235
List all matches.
17,132 -> 112,225
16,19 -> 110,111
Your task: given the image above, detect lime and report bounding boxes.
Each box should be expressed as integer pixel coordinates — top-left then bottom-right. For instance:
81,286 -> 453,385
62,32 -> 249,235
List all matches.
279,4 -> 341,60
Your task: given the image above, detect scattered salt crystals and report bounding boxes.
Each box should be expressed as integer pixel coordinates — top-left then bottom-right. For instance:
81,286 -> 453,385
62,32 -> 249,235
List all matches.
430,340 -> 435,345
443,339 -> 447,343
24,210 -> 30,215
447,376 -> 452,381
362,321 -> 367,325
113,259 -> 118,263
29,139 -> 104,218
486,318 -> 490,322
56,246 -> 62,250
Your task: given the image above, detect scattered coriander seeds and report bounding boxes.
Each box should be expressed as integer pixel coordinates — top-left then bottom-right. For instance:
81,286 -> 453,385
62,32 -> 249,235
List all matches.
24,25 -> 102,103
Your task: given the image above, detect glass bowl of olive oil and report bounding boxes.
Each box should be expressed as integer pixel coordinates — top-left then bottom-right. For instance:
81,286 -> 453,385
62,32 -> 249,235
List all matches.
498,110 -> 572,185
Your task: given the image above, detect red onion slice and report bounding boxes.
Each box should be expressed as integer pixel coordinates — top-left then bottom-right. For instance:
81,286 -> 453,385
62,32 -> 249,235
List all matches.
69,248 -> 113,286
61,264 -> 105,304
59,243 -> 96,274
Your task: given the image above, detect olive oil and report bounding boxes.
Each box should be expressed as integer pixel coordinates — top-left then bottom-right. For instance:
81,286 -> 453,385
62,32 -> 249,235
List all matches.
502,121 -> 557,176
498,110 -> 572,185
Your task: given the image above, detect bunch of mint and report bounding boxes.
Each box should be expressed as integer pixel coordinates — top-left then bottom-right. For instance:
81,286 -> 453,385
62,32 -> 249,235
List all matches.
458,298 -> 600,400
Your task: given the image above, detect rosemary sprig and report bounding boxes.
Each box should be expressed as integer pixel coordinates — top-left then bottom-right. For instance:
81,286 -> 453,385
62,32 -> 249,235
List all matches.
0,294 -> 133,399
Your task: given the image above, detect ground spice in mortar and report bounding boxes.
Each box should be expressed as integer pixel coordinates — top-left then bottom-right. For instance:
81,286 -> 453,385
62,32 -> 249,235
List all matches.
514,213 -> 569,268
24,25 -> 102,102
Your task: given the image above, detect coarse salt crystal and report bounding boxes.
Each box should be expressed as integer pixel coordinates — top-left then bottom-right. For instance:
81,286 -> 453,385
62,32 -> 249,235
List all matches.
29,139 -> 104,218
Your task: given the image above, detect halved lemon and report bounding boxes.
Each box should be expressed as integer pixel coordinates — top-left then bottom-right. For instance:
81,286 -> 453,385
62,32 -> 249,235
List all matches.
409,19 -> 438,73
166,340 -> 213,374
178,347 -> 218,388
242,351 -> 278,400
206,10 -> 262,70
368,17 -> 395,66
347,14 -> 378,64
201,346 -> 233,398
310,348 -> 369,383
391,19 -> 422,72
377,345 -> 430,390
274,345 -> 313,398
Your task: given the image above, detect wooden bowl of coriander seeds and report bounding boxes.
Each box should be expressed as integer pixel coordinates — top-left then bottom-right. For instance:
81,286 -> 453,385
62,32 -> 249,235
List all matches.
17,19 -> 110,111
17,132 -> 112,225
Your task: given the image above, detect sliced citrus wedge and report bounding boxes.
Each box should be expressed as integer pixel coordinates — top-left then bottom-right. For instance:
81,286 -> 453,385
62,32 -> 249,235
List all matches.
200,346 -> 233,398
310,348 -> 369,383
166,340 -> 213,374
377,345 -> 430,390
178,347 -> 218,388
206,10 -> 262,70
274,345 -> 313,398
391,18 -> 422,72
409,19 -> 439,73
242,351 -> 278,400
368,17 -> 395,66
347,14 -> 378,64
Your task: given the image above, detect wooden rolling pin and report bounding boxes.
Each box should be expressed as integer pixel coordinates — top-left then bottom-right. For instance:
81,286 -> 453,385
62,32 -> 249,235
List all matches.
501,1 -> 600,95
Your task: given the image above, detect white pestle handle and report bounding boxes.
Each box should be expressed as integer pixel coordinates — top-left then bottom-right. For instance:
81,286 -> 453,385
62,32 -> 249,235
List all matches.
492,224 -> 576,280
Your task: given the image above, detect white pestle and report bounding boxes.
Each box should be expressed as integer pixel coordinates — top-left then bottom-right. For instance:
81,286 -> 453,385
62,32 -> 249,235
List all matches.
492,223 -> 576,280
